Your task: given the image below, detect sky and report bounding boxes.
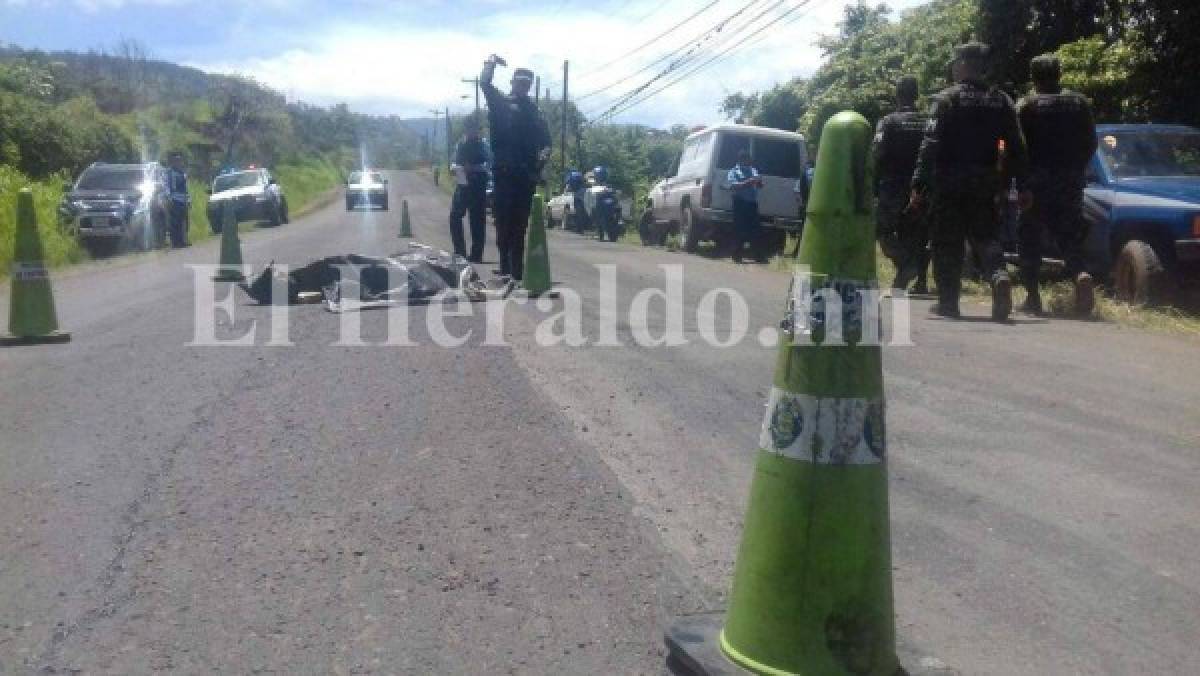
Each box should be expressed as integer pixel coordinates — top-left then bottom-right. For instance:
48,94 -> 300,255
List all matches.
1,0 -> 928,128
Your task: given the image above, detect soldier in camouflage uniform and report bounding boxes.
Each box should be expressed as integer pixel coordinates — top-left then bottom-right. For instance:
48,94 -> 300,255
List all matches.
1016,54 -> 1099,316
910,42 -> 1030,321
874,75 -> 930,294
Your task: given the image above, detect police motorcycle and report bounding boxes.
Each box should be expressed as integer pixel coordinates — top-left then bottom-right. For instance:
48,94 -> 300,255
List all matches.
583,166 -> 623,242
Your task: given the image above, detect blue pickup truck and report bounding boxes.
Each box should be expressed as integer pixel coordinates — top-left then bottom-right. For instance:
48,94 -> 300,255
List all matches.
1082,124 -> 1200,305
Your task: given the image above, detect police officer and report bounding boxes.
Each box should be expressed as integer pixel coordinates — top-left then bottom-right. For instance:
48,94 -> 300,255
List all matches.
449,114 -> 490,262
727,149 -> 764,263
1016,54 -> 1098,316
874,75 -> 930,293
910,42 -> 1030,321
166,151 -> 190,248
480,55 -> 551,280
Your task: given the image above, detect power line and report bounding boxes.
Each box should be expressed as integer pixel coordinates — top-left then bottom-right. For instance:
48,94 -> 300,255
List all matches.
588,0 -> 792,122
577,0 -> 770,103
577,0 -> 722,81
596,0 -> 819,123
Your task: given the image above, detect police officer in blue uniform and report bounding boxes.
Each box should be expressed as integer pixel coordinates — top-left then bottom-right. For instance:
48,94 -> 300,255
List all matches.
480,55 -> 551,280
727,149 -> 764,263
449,114 -> 491,262
166,151 -> 190,248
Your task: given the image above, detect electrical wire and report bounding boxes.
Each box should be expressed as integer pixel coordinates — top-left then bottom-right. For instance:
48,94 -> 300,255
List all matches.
588,0 -> 796,122
577,0 -> 722,81
576,0 -> 772,102
595,0 -> 818,123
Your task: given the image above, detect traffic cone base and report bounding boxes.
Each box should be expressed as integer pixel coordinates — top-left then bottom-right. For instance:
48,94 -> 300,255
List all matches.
4,189 -> 71,346
0,330 -> 71,346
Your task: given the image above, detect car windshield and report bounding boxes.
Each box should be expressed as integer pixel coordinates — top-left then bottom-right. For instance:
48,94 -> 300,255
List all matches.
348,171 -> 384,185
1099,131 -> 1200,178
213,172 -> 261,192
75,167 -> 147,191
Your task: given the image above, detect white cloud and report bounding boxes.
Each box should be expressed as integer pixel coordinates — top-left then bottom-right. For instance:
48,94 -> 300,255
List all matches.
194,0 -> 929,127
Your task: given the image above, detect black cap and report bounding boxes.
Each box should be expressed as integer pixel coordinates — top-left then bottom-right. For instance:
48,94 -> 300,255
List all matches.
512,68 -> 534,82
1030,53 -> 1061,84
954,41 -> 990,64
896,75 -> 918,103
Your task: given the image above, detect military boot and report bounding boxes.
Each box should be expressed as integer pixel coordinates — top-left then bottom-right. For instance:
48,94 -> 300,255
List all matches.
992,271 -> 1013,322
1020,269 -> 1044,316
1074,272 -> 1096,317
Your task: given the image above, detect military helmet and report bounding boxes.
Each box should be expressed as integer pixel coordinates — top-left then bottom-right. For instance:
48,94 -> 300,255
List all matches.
896,75 -> 919,103
1030,53 -> 1062,85
954,41 -> 990,65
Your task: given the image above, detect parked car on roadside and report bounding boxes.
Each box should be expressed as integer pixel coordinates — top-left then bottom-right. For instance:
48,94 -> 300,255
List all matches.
641,124 -> 809,258
1081,124 -> 1200,305
345,170 -> 389,210
58,161 -> 170,254
207,167 -> 288,232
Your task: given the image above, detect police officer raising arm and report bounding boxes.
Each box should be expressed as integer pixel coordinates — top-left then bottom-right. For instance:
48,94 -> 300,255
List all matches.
909,42 -> 1030,321
874,75 -> 930,294
480,55 -> 552,281
1016,54 -> 1099,316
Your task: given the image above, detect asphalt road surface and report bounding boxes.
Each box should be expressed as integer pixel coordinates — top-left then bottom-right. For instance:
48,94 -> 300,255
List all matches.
2,171 -> 1197,675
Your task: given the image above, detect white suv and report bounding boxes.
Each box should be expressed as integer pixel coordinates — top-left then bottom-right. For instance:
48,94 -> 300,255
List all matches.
643,124 -> 809,257
206,168 -> 288,233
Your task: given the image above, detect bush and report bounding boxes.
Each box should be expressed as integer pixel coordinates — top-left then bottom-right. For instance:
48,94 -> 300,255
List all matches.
0,165 -> 87,271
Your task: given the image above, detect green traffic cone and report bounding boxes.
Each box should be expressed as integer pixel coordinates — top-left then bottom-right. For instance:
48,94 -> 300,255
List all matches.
719,111 -> 899,675
399,200 -> 413,237
2,189 -> 70,345
522,193 -> 551,295
213,201 -> 244,282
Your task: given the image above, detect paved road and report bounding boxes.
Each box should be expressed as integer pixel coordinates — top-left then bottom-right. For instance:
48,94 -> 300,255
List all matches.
2,171 -> 1198,674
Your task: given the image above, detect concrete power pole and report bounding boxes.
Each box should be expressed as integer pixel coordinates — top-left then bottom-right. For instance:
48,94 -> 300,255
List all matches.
428,109 -> 443,167
445,106 -> 452,167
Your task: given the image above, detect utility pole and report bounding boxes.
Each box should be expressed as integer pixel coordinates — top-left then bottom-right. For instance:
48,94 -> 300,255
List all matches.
445,106 -> 452,167
535,76 -> 541,106
428,108 -> 443,166
461,77 -> 480,115
561,60 -> 568,174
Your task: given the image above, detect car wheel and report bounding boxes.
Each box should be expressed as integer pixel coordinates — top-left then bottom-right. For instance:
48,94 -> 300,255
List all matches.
280,198 -> 290,223
1113,239 -> 1173,306
381,197 -> 389,211
680,205 -> 702,253
268,201 -> 283,227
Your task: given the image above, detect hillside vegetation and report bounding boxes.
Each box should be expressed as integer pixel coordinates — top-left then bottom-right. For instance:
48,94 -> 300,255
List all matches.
0,42 -> 423,270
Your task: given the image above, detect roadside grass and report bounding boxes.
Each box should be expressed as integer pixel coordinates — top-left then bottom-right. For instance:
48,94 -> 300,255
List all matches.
0,166 -> 86,270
